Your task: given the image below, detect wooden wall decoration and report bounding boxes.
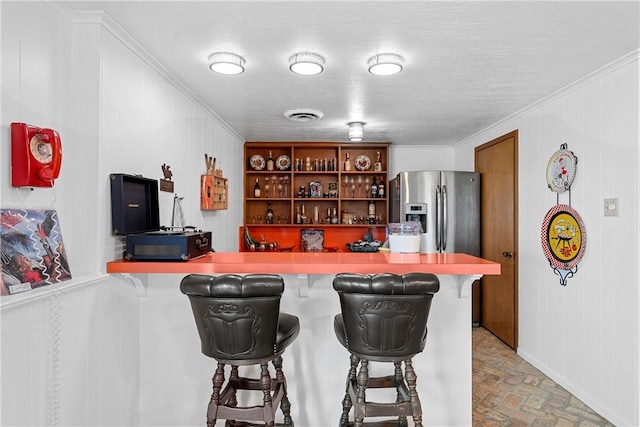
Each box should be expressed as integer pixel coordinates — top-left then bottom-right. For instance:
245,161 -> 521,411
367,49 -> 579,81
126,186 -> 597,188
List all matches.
160,163 -> 174,192
201,154 -> 227,210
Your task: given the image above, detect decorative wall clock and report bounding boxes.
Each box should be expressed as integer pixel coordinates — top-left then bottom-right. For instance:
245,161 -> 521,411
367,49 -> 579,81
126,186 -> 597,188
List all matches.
546,143 -> 577,193
540,203 -> 587,286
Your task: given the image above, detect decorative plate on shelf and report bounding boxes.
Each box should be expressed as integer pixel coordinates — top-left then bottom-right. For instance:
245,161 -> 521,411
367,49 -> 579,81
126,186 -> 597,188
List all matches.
249,154 -> 266,171
354,154 -> 371,171
276,155 -> 291,171
546,144 -> 577,193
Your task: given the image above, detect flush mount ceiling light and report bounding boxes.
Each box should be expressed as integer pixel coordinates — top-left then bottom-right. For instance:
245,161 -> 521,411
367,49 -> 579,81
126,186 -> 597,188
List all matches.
348,122 -> 365,142
208,52 -> 245,75
289,52 -> 325,76
367,53 -> 404,76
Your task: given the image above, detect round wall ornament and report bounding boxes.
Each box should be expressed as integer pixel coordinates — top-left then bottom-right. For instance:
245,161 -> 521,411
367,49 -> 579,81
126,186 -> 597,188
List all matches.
546,144 -> 577,193
540,204 -> 587,285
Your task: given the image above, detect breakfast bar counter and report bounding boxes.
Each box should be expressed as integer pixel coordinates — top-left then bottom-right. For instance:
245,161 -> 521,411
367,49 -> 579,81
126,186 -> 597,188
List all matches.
107,252 -> 500,426
106,251 -> 499,276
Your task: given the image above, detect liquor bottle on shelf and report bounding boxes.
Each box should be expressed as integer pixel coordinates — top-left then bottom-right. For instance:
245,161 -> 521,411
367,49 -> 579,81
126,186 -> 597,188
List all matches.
267,150 -> 274,171
344,152 -> 352,171
370,176 -> 378,198
295,205 -> 302,224
325,208 -> 332,224
374,151 -> 382,172
300,204 -> 308,224
253,178 -> 261,198
331,207 -> 339,224
378,176 -> 385,198
313,206 -> 319,224
266,201 -> 274,224
368,200 -> 376,224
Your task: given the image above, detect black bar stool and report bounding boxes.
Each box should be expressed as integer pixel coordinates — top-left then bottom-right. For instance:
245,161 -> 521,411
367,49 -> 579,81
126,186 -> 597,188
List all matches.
332,272 -> 440,426
181,273 -> 300,426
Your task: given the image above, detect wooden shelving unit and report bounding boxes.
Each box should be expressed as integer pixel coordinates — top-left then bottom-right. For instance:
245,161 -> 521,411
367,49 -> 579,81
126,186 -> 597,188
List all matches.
242,142 -> 390,251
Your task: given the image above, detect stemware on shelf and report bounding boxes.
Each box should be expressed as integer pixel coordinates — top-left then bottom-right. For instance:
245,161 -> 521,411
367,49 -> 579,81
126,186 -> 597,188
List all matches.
343,175 -> 350,197
271,175 -> 278,198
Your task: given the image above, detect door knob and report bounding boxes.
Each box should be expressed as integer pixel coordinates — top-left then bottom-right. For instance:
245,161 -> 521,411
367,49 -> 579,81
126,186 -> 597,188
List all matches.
502,251 -> 513,258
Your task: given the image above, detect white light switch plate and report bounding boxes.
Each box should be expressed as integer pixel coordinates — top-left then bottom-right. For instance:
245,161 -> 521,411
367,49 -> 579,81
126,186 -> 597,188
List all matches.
604,198 -> 619,217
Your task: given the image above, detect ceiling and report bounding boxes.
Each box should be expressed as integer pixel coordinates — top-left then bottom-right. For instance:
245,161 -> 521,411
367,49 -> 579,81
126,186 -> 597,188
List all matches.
60,1 -> 639,146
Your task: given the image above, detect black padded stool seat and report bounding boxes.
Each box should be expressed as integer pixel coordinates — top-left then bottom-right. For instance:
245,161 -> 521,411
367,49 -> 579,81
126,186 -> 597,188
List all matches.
181,273 -> 300,427
333,272 -> 440,427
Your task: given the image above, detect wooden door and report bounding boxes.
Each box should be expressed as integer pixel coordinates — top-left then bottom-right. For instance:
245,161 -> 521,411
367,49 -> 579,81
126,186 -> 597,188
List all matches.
475,131 -> 518,349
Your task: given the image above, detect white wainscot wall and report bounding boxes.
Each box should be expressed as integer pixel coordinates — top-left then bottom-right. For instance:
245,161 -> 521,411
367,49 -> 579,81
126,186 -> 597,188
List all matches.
389,145 -> 456,178
1,277 -> 139,426
121,273 -> 473,427
454,52 -> 639,426
1,2 -> 245,426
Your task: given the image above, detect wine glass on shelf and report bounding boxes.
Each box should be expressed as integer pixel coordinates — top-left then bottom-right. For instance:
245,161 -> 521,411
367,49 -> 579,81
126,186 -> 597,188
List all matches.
350,177 -> 356,198
278,177 -> 284,198
365,176 -> 370,197
343,175 -> 350,197
271,175 -> 278,197
264,177 -> 270,199
283,176 -> 289,197
357,175 -> 363,197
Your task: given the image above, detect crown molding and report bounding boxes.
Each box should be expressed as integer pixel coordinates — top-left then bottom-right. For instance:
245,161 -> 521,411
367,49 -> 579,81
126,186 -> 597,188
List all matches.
54,6 -> 243,142
457,49 -> 640,147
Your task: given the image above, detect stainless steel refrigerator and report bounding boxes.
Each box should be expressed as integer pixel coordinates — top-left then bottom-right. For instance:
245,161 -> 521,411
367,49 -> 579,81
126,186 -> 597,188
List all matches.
389,170 -> 480,256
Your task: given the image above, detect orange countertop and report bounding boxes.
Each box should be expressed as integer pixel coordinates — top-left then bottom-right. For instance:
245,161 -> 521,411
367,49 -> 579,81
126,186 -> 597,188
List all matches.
106,252 -> 500,276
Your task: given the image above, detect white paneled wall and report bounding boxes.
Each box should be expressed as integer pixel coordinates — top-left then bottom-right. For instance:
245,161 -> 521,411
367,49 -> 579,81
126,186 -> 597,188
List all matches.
454,52 -> 639,426
97,22 -> 244,263
1,2 -> 244,426
389,144 -> 455,178
2,1 -> 639,426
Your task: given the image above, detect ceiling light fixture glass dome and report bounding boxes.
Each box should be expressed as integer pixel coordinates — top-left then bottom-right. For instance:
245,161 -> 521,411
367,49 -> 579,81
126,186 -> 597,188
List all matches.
289,52 -> 325,76
348,122 -> 365,142
208,52 -> 245,75
368,53 -> 404,76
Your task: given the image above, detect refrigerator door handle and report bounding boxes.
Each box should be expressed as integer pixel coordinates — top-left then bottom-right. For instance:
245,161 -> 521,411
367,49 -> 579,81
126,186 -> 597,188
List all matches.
436,184 -> 442,251
442,184 -> 448,251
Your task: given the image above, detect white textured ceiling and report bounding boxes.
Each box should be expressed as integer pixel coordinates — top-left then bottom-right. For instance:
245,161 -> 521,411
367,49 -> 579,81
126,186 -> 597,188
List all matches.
61,1 -> 639,146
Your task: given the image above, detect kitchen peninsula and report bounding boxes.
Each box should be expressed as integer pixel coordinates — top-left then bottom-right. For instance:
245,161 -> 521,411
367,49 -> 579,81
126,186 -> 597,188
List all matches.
107,251 -> 499,426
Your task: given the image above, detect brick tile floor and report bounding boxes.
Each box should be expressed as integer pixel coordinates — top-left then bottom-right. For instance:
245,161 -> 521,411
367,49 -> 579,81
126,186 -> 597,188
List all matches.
472,327 -> 614,427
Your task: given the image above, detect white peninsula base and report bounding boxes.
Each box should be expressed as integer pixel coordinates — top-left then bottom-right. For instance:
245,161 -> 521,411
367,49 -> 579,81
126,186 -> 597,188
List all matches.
130,273 -> 474,426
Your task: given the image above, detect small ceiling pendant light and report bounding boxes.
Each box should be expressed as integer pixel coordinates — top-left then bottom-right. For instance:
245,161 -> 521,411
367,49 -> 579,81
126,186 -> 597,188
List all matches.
368,53 -> 404,76
289,52 -> 325,76
348,122 -> 364,142
208,52 -> 245,75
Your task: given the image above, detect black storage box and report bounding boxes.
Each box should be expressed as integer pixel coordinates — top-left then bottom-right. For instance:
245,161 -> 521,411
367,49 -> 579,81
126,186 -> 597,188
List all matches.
110,173 -> 212,261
